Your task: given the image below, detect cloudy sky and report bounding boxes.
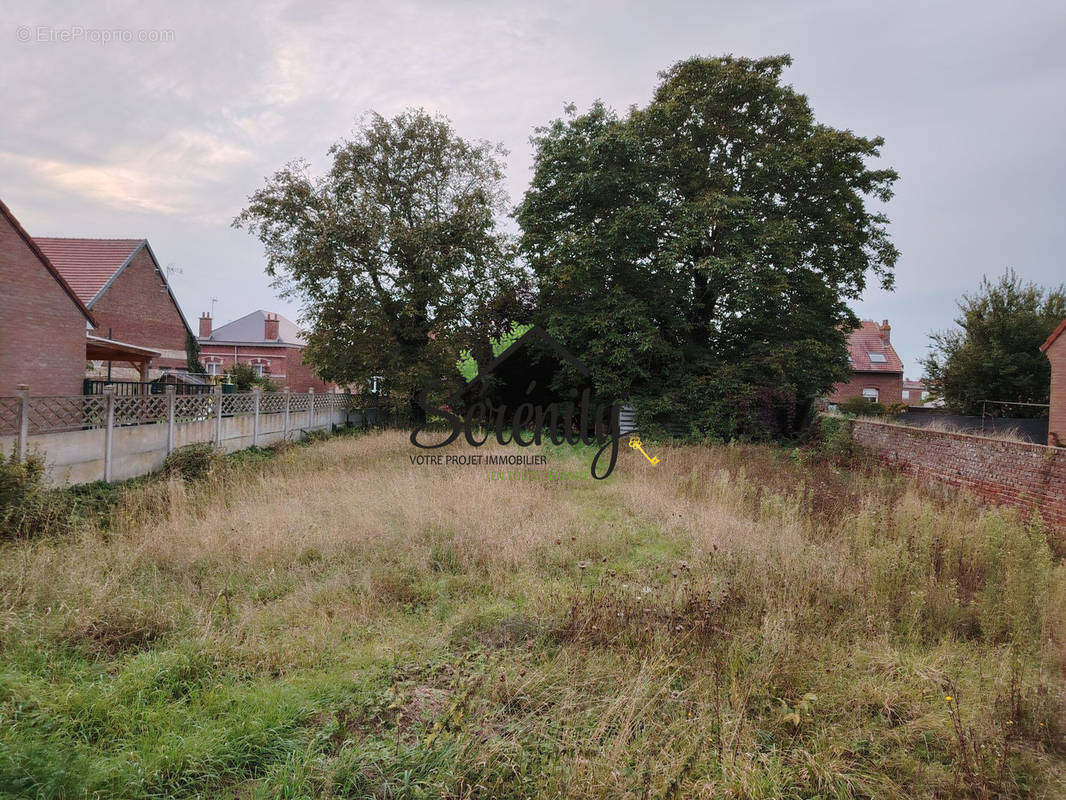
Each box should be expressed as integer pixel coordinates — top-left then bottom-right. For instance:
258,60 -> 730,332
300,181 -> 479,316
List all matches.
4,0 -> 1065,375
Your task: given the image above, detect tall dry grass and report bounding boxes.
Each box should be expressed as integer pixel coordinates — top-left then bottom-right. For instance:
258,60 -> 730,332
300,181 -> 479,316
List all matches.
1,430 -> 1064,798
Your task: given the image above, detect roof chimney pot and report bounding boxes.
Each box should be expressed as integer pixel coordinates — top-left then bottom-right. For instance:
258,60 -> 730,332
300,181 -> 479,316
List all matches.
264,313 -> 279,341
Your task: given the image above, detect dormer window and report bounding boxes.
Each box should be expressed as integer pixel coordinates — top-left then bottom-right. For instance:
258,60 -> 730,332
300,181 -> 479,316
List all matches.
868,353 -> 887,364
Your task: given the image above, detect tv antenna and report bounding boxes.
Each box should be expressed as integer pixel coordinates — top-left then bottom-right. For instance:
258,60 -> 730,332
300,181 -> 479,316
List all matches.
162,262 -> 182,292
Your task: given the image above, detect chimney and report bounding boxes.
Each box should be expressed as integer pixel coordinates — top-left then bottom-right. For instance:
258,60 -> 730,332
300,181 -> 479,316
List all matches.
880,319 -> 891,345
264,312 -> 279,341
199,312 -> 212,338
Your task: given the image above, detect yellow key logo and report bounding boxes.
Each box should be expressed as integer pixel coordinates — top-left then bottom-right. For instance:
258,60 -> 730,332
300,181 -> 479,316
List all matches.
627,435 -> 659,466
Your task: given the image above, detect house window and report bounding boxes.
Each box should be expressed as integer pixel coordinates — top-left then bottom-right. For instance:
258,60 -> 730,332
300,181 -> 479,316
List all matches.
206,362 -> 220,376
867,353 -> 887,364
252,364 -> 265,378
369,375 -> 384,394
862,388 -> 879,403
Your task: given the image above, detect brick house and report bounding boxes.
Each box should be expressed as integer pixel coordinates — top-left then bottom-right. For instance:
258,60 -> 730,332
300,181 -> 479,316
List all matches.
827,319 -> 904,407
0,200 -> 95,396
1041,317 -> 1066,447
33,237 -> 193,379
197,310 -> 331,392
902,378 -> 932,406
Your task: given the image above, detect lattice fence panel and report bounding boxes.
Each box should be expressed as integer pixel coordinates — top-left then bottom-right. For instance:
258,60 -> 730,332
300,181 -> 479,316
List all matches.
27,396 -> 107,434
175,395 -> 214,423
113,395 -> 168,426
221,393 -> 255,416
260,393 -> 287,414
289,394 -> 311,413
0,397 -> 19,435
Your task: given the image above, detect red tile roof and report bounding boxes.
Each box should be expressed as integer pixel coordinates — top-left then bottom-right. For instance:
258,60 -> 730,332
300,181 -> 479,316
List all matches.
846,320 -> 903,373
33,237 -> 144,306
0,200 -> 94,324
1041,318 -> 1066,353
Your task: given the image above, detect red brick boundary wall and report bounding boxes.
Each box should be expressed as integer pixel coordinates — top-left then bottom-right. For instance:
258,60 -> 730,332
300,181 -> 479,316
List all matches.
850,419 -> 1066,531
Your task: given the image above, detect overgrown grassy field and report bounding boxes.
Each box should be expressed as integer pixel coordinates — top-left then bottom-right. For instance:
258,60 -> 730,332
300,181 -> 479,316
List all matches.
1,430 -> 1065,798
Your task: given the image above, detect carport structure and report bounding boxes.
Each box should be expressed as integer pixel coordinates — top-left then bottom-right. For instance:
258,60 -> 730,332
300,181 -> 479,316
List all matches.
86,334 -> 160,383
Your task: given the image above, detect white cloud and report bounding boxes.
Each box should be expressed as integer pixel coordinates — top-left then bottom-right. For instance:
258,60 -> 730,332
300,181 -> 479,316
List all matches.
0,129 -> 255,218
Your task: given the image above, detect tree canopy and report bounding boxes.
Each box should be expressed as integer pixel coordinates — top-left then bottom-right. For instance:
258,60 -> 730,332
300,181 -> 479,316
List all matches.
516,55 -> 899,438
234,110 -> 524,413
921,269 -> 1066,417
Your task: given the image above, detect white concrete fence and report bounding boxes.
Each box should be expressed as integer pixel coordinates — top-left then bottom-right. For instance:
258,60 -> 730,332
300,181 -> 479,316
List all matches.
0,385 -> 351,486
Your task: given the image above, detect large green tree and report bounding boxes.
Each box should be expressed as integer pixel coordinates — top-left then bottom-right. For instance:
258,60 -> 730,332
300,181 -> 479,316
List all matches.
921,269 -> 1066,417
235,110 -> 522,416
517,55 -> 899,438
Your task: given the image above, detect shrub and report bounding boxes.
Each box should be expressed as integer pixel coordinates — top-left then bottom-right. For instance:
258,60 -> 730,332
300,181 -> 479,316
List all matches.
225,362 -> 279,392
0,449 -> 75,539
163,443 -> 222,481
0,448 -> 44,513
836,396 -> 887,416
818,415 -> 859,463
225,446 -> 278,469
300,429 -> 332,445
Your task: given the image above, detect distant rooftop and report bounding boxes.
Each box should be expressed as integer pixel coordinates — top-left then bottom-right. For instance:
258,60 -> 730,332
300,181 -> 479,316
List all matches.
846,320 -> 903,373
202,309 -> 306,345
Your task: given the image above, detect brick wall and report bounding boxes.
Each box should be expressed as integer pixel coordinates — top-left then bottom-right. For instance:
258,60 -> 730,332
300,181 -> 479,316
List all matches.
0,213 -> 87,396
1047,333 -> 1065,447
90,249 -> 189,371
283,348 -> 332,393
829,372 -> 903,406
851,418 -> 1066,531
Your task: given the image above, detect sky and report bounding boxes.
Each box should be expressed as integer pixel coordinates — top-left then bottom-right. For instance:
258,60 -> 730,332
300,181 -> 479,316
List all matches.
4,0 -> 1065,377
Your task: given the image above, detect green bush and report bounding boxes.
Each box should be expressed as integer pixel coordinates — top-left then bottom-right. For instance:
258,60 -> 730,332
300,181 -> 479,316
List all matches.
0,448 -> 44,512
0,449 -> 75,539
300,428 -> 332,445
801,414 -> 861,467
225,363 -> 279,392
163,443 -> 222,481
836,396 -> 887,417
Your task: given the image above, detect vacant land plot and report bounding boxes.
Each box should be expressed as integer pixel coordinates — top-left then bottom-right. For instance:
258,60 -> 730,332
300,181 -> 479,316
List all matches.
1,431 -> 1065,798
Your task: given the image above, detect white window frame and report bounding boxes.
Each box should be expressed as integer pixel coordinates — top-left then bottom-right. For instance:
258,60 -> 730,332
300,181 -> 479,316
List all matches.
206,362 -> 220,376
862,388 -> 880,403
